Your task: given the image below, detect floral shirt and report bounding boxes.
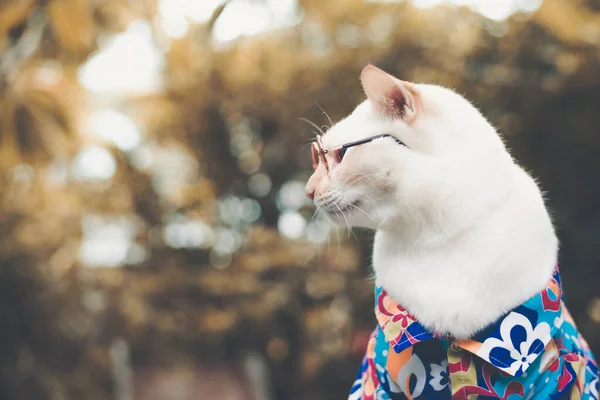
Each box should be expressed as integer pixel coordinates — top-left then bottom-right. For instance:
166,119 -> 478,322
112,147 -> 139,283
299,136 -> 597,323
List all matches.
350,268 -> 598,400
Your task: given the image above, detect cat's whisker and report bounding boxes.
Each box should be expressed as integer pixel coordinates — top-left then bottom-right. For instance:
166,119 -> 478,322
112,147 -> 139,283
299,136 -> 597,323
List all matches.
338,185 -> 377,205
345,201 -> 375,221
354,191 -> 377,204
341,174 -> 372,191
342,178 -> 375,194
314,101 -> 333,128
298,117 -> 326,137
325,220 -> 332,251
340,183 -> 375,202
339,175 -> 359,189
339,172 -> 373,187
340,172 -> 381,190
334,203 -> 351,233
350,171 -> 386,185
337,204 -> 359,240
310,207 -> 320,221
351,226 -> 360,241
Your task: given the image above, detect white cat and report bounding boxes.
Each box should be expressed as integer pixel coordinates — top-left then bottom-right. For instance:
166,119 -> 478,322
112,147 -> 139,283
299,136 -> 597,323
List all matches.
305,64 -> 558,339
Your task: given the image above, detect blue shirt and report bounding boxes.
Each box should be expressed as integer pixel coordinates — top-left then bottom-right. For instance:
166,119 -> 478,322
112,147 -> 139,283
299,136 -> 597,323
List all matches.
349,267 -> 598,399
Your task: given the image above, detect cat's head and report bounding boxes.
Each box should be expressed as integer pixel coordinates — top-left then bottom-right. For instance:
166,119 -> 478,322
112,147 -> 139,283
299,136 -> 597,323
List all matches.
305,64 -> 513,234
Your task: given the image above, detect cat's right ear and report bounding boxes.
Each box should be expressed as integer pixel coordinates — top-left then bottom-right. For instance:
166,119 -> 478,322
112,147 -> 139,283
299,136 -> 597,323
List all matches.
360,64 -> 419,123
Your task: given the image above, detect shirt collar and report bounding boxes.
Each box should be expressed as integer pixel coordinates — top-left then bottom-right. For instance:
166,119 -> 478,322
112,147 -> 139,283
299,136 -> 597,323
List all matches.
374,266 -> 564,377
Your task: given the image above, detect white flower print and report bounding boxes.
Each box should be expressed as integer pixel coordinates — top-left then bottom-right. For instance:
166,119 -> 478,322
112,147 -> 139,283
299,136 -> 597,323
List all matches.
429,360 -> 449,391
388,354 -> 427,398
478,312 -> 552,375
553,314 -> 564,328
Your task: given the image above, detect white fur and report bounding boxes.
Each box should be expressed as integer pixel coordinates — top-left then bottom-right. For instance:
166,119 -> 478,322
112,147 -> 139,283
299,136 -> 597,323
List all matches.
306,82 -> 558,339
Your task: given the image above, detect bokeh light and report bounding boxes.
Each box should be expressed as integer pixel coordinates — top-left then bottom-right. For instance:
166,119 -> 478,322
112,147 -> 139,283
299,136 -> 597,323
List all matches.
70,145 -> 117,181
79,214 -> 140,267
88,109 -> 142,152
278,210 -> 307,239
78,20 -> 163,95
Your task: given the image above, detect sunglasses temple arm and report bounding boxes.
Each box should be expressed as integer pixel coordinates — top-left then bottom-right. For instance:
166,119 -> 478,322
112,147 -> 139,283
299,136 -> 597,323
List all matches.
323,145 -> 346,153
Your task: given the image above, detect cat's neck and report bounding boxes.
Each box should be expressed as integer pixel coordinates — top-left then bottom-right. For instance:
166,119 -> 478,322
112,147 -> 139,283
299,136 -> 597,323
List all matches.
372,165 -> 558,339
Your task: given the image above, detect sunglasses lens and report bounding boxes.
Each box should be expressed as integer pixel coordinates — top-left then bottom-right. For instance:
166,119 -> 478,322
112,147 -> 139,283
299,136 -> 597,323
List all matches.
311,143 -> 319,170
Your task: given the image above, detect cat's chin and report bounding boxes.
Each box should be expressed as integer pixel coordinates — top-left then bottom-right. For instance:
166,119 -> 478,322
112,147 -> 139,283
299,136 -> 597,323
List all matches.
323,199 -> 363,222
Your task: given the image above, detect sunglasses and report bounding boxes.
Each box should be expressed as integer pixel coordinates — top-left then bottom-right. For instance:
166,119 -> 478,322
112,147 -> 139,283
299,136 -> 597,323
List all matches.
311,134 -> 406,172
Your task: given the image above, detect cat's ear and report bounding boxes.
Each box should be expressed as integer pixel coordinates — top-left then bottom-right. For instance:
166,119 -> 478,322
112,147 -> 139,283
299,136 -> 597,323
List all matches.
360,64 -> 419,122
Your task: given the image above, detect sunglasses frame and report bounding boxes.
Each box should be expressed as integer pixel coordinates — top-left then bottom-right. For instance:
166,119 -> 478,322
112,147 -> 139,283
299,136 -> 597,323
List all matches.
311,134 -> 406,172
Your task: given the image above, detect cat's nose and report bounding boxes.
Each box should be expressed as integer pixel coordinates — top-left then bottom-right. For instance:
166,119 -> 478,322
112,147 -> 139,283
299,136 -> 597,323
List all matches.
306,166 -> 327,201
305,168 -> 324,200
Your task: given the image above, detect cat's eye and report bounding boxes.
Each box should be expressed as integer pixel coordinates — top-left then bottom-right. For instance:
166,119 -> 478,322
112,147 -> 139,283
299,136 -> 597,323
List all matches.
336,148 -> 347,162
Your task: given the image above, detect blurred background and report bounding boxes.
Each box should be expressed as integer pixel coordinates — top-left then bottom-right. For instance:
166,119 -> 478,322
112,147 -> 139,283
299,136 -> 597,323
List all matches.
0,0 -> 599,399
